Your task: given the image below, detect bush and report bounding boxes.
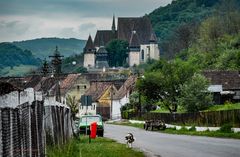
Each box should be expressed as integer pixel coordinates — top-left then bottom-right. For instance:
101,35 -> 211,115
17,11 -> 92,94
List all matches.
219,124 -> 233,133
179,127 -> 188,131
189,126 -> 196,131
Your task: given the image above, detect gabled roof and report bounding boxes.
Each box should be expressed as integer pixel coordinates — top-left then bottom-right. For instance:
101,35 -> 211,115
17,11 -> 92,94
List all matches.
97,46 -> 108,54
60,74 -> 79,95
113,75 -> 137,100
84,82 -> 113,102
84,35 -> 95,53
94,30 -> 117,47
149,32 -> 157,43
117,17 -> 153,44
24,75 -> 42,89
0,81 -> 23,96
35,77 -> 58,93
203,70 -> 240,90
129,31 -> 140,48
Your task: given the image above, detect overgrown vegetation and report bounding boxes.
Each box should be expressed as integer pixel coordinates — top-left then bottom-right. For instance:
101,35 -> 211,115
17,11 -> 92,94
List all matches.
47,136 -> 144,157
0,43 -> 40,68
127,0 -> 240,114
148,0 -> 240,58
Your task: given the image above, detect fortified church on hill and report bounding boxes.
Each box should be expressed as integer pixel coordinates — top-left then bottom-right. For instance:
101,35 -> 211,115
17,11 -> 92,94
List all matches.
83,15 -> 160,69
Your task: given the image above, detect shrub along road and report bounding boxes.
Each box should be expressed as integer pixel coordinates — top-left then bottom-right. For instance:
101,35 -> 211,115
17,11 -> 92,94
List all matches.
105,124 -> 240,157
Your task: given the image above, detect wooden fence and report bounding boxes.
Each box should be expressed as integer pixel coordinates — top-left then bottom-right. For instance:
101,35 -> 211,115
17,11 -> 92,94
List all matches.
142,110 -> 240,127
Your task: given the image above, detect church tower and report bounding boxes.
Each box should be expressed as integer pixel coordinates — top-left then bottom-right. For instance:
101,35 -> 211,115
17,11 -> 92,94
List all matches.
112,14 -> 116,33
83,35 -> 96,68
128,30 -> 140,66
95,37 -> 109,69
149,32 -> 160,60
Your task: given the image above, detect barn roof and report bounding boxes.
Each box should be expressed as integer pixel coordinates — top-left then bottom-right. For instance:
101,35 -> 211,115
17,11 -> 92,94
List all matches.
203,70 -> 240,90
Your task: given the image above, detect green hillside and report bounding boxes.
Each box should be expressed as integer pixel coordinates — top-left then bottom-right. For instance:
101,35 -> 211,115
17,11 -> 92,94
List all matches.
0,43 -> 40,76
13,37 -> 86,59
148,0 -> 240,58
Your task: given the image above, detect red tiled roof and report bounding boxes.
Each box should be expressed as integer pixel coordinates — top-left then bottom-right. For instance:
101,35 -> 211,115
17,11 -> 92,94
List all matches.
60,74 -> 79,95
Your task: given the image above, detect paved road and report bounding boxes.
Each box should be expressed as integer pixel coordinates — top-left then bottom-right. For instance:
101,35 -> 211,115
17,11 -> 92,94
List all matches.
104,124 -> 240,157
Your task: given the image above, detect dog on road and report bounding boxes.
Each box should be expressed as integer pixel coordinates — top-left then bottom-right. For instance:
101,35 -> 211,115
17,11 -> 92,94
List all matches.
125,133 -> 135,148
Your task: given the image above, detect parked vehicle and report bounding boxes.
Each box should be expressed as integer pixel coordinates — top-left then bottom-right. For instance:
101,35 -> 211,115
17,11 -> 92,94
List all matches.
77,115 -> 104,137
144,120 -> 166,131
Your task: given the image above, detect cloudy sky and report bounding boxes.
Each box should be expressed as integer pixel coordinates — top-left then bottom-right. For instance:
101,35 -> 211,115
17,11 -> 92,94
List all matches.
0,0 -> 172,42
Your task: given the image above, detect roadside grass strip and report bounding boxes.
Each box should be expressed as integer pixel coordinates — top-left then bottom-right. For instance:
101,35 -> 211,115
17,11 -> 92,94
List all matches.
47,136 -> 145,157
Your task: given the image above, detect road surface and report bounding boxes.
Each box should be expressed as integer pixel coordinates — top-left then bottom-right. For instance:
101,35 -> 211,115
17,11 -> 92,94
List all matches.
104,124 -> 240,157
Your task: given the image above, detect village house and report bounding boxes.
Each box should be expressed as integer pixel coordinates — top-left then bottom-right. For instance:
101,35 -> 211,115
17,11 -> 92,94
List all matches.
83,16 -> 160,69
203,70 -> 240,104
112,75 -> 137,120
81,81 -> 117,119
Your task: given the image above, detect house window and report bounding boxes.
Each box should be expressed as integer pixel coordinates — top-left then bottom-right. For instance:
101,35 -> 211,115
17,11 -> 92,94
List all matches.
84,85 -> 87,89
141,50 -> 144,61
77,85 -> 80,91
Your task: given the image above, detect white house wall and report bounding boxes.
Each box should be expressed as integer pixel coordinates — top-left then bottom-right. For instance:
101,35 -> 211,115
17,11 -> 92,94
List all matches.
112,95 -> 129,120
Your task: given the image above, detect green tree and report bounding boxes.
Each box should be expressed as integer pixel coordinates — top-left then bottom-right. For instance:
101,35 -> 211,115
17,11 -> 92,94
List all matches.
66,95 -> 79,120
178,74 -> 213,112
106,39 -> 129,67
137,59 -> 197,113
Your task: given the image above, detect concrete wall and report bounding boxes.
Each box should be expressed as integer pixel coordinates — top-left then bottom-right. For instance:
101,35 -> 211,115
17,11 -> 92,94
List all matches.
0,88 -> 42,108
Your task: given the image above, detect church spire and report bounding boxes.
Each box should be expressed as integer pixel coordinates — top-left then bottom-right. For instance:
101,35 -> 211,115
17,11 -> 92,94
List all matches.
84,34 -> 95,53
112,14 -> 116,33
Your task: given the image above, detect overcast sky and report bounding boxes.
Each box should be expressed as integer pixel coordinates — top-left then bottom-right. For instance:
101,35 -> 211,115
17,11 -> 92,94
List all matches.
0,0 -> 172,42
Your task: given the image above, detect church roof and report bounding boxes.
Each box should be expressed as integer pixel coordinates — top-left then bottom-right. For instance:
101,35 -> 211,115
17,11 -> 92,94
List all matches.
129,31 -> 140,48
117,17 -> 153,44
149,32 -> 157,43
84,35 -> 95,53
97,46 -> 108,54
94,30 -> 117,47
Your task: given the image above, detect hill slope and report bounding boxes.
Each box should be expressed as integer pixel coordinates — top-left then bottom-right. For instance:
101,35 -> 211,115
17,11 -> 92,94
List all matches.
13,37 -> 86,59
148,0 -> 240,58
0,43 -> 40,76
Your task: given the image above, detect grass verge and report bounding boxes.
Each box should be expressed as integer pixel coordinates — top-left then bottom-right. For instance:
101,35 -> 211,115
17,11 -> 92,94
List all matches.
47,136 -> 145,157
204,103 -> 240,111
109,122 -> 240,139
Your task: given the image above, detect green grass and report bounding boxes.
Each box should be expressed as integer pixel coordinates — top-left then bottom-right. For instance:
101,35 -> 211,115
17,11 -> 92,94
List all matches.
0,65 -> 38,77
160,128 -> 240,139
204,103 -> 240,112
151,106 -> 186,113
47,136 -> 145,157
109,122 -> 240,139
